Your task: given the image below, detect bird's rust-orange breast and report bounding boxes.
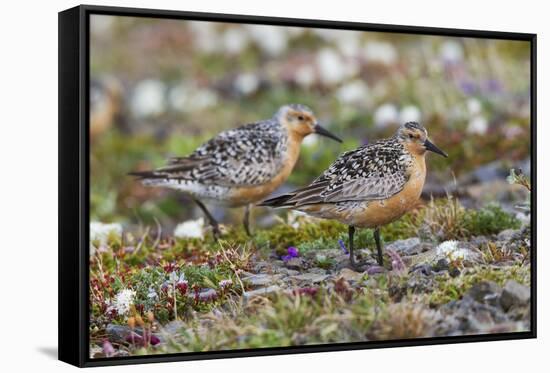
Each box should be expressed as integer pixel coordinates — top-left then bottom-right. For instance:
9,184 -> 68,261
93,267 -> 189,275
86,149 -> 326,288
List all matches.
226,136 -> 302,206
356,152 -> 426,227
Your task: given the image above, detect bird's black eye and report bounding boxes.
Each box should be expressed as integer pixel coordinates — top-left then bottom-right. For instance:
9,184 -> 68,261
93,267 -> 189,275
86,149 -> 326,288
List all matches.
297,115 -> 304,121
408,134 -> 414,139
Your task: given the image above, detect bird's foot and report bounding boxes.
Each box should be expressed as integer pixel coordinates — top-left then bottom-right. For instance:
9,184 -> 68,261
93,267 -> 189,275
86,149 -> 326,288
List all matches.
210,223 -> 222,240
349,255 -> 370,272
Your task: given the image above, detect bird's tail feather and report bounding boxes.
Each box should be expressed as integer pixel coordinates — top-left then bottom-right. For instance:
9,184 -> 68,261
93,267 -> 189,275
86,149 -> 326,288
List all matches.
258,193 -> 297,208
128,170 -> 160,179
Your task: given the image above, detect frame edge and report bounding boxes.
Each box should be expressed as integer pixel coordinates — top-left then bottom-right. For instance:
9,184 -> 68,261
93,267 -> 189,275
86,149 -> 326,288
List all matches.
58,5 -> 85,368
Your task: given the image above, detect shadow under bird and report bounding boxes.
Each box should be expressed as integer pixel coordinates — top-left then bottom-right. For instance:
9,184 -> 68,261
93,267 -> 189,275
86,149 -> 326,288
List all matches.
260,122 -> 448,269
129,104 -> 342,237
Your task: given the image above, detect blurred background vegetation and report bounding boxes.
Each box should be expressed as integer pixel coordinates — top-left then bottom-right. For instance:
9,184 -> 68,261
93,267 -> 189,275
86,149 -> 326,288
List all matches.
89,15 -> 531,231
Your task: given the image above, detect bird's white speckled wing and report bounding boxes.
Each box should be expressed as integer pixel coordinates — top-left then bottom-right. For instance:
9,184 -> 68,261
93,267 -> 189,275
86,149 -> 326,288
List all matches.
286,140 -> 410,205
152,120 -> 288,187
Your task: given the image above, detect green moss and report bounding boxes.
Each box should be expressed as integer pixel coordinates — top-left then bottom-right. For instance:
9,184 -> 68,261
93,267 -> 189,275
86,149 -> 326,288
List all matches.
426,264 -> 530,305
462,204 -> 521,236
314,254 -> 336,270
253,219 -> 347,255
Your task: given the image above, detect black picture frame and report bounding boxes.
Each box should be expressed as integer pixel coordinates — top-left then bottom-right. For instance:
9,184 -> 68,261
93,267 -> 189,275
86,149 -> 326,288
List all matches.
58,4 -> 537,368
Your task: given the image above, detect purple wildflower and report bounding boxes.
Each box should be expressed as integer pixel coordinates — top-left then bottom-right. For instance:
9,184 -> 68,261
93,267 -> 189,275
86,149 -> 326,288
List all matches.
125,331 -> 143,345
219,279 -> 233,289
150,334 -> 161,346
386,249 -> 406,274
292,287 -> 319,297
484,78 -> 503,93
338,239 -> 349,255
459,80 -> 477,95
102,339 -> 115,357
282,246 -> 299,262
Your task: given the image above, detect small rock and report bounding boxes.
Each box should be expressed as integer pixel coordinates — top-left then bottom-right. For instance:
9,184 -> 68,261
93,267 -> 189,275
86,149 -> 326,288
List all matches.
410,263 -> 433,276
385,238 -> 421,255
242,274 -> 283,287
106,324 -> 133,343
337,268 -> 364,282
470,235 -> 490,247
277,268 -> 300,276
253,261 -> 270,272
161,320 -> 185,336
449,267 -> 461,278
106,324 -> 162,345
466,281 -> 501,306
244,285 -> 280,299
366,266 -> 386,275
188,288 -> 217,301
284,257 -> 305,270
290,273 -> 329,283
500,280 -> 530,311
433,258 -> 449,272
497,229 -> 519,242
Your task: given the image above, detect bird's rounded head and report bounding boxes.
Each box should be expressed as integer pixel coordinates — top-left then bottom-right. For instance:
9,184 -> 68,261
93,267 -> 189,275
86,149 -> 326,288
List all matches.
275,104 -> 342,143
396,122 -> 448,158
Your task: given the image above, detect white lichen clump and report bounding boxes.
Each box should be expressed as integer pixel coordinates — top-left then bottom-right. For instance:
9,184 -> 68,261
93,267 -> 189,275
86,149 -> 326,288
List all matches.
174,218 -> 205,239
436,240 -> 472,260
111,289 -> 136,316
90,222 -> 122,245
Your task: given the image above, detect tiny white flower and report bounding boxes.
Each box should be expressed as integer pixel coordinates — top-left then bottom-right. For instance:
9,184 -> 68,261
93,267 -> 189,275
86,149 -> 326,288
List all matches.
363,41 -> 397,65
168,272 -> 178,283
316,49 -> 358,85
174,217 -> 205,239
222,27 -> 249,54
288,210 -> 307,229
177,273 -> 187,285
169,84 -> 218,113
399,105 -> 422,124
467,116 -> 489,135
189,22 -> 220,54
131,79 -> 165,118
295,65 -> 316,88
90,222 -> 122,246
440,40 -> 464,63
234,73 -> 260,96
337,33 -> 361,58
336,80 -> 369,105
246,25 -> 288,56
219,279 -> 233,288
302,134 -> 320,148
373,103 -> 399,128
436,240 -> 471,260
112,289 -> 136,316
316,254 -> 327,262
466,98 -> 482,116
147,287 -> 158,300
90,14 -> 114,36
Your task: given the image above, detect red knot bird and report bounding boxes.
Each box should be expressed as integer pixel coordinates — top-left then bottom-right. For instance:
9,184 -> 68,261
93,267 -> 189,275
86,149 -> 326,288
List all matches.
260,121 -> 447,268
130,104 -> 342,238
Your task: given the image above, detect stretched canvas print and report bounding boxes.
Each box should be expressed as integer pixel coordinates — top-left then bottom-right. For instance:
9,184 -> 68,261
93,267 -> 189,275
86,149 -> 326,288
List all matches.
59,5 -> 536,367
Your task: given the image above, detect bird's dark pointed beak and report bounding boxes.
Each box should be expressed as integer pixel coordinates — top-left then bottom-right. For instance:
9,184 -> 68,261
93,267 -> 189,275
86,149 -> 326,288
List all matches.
424,138 -> 448,158
313,124 -> 342,143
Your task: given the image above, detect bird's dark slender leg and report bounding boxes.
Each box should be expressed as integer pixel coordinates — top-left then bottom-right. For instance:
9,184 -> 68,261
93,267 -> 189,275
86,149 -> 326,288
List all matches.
192,198 -> 221,239
348,226 -> 358,269
243,204 -> 252,236
374,228 -> 383,266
